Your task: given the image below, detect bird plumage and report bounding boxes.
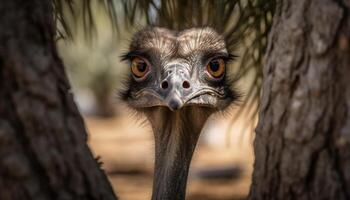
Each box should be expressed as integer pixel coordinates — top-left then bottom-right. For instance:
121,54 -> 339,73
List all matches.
120,27 -> 239,200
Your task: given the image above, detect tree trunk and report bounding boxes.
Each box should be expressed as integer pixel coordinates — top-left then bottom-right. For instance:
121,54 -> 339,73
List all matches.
0,1 -> 117,199
248,0 -> 350,199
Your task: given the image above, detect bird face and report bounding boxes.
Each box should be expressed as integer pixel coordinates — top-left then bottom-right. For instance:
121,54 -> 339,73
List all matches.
121,27 -> 236,111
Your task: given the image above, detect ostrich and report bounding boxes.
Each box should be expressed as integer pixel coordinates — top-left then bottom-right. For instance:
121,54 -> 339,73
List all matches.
121,27 -> 238,200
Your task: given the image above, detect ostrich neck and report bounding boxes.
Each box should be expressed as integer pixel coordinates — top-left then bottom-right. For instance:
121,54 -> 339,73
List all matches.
146,107 -> 212,200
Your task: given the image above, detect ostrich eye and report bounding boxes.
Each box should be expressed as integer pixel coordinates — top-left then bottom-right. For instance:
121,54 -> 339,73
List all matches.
131,57 -> 149,78
207,58 -> 225,78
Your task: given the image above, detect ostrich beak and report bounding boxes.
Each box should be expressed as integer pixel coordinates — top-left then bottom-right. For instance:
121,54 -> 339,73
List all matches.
128,62 -> 230,110
161,63 -> 193,111
165,92 -> 184,111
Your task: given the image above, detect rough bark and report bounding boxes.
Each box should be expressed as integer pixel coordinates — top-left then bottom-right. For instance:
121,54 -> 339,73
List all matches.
248,0 -> 350,199
249,0 -> 350,200
0,1 -> 117,199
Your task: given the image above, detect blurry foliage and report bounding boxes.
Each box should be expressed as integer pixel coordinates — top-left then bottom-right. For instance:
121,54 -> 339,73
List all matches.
56,1 -> 130,116
54,0 -> 276,119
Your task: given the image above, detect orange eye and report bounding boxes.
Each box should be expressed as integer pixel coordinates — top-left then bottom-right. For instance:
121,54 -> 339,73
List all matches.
207,58 -> 225,78
131,57 -> 149,78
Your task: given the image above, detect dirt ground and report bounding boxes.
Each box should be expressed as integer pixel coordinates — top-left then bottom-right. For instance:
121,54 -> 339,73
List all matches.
85,110 -> 254,200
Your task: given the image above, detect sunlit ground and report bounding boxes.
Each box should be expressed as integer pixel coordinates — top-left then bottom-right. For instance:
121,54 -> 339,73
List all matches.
85,107 -> 254,200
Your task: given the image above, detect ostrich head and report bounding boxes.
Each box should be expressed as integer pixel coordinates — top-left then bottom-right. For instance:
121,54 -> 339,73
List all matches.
121,27 -> 238,200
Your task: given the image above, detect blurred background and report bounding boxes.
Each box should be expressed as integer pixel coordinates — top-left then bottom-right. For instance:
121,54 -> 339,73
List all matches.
55,1 -> 273,199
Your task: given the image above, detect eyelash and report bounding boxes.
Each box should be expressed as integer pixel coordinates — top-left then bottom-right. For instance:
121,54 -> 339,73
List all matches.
121,50 -> 151,62
203,52 -> 234,63
122,52 -> 233,73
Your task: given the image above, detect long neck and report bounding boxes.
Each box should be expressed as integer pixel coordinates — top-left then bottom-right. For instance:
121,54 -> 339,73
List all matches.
146,107 -> 211,200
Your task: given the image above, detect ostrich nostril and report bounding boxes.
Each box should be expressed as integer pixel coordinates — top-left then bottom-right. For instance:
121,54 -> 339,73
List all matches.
182,81 -> 190,89
161,81 -> 169,89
